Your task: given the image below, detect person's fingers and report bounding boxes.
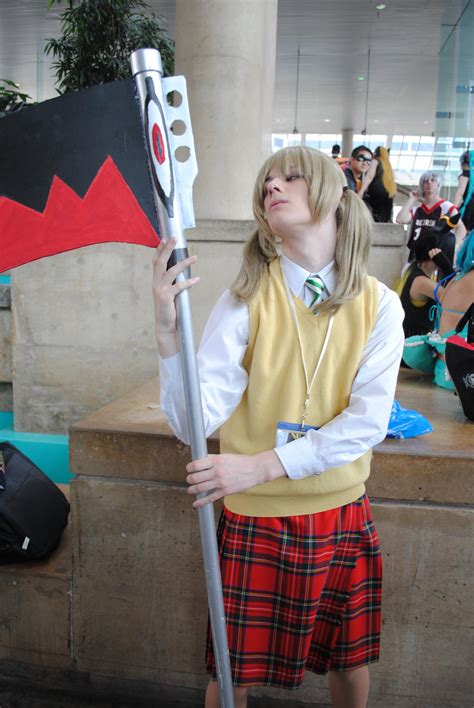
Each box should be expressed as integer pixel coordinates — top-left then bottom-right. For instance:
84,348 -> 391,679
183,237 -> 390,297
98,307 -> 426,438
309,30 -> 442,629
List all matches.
163,254 -> 197,285
153,237 -> 175,260
186,466 -> 213,483
171,276 -> 200,295
186,478 -> 216,496
186,456 -> 215,474
192,491 -> 221,509
186,465 -> 217,497
152,238 -> 176,277
154,252 -> 197,289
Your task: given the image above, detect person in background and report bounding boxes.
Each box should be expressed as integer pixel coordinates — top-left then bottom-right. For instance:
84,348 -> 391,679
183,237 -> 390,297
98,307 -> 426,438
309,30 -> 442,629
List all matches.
399,237 -> 453,338
342,145 -> 374,196
153,146 -> 404,708
396,171 -> 461,267
453,150 -> 474,231
363,146 -> 397,222
436,229 -> 474,337
331,143 -> 341,159
403,229 -> 474,389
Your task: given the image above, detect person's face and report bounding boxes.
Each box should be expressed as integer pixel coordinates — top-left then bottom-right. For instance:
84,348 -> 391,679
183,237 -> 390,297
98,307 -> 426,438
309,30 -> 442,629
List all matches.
263,167 -> 313,236
351,151 -> 372,176
422,175 -> 440,199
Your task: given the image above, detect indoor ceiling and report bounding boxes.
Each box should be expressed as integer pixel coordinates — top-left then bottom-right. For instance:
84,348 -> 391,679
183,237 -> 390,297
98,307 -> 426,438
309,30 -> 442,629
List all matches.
0,0 -> 469,137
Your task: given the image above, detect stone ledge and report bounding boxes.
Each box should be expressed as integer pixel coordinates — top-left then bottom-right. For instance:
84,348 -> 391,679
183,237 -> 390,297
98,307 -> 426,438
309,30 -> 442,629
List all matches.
188,219 -> 405,246
70,370 -> 473,505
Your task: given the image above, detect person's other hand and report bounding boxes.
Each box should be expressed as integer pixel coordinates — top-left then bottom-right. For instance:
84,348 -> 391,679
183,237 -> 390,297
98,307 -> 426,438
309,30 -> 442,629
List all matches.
186,451 -> 285,508
366,157 -> 378,179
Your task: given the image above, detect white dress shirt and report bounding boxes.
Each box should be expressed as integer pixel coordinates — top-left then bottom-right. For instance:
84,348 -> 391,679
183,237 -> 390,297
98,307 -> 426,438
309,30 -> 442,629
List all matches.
159,254 -> 405,480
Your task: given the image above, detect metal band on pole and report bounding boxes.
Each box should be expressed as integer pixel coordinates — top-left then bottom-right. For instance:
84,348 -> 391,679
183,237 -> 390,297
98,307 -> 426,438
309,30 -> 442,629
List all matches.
130,49 -> 235,708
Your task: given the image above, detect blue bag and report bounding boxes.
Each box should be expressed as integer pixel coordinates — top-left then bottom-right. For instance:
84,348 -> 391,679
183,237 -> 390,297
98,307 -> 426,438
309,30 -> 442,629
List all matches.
386,399 -> 433,439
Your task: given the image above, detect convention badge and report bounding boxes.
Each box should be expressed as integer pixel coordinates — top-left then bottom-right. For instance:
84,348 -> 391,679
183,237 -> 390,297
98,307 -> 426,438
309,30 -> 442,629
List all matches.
276,420 -> 319,447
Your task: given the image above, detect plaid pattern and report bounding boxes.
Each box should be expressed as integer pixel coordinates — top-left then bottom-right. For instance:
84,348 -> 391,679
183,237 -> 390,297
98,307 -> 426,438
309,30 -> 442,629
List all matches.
206,494 -> 382,688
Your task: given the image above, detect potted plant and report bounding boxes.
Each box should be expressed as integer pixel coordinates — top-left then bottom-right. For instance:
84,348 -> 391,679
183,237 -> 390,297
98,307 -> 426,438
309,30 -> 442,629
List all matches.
45,0 -> 174,94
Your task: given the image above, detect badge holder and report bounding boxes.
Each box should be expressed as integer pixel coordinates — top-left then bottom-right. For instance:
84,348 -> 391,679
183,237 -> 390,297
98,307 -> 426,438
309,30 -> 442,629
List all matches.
276,420 -> 319,447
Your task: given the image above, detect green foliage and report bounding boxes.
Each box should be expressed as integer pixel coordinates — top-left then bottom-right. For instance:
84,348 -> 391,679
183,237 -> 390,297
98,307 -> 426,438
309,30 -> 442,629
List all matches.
0,79 -> 34,115
45,0 -> 174,94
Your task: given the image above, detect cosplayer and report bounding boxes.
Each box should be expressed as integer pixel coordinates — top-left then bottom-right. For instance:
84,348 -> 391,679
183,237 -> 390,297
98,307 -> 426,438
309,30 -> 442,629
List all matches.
403,229 -> 474,389
363,146 -> 396,223
341,145 -> 373,196
398,218 -> 456,338
153,147 -> 404,708
396,171 -> 460,268
399,241 -> 453,338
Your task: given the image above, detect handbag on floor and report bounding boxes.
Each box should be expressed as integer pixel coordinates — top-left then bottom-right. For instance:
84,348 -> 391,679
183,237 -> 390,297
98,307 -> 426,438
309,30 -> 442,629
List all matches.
0,441 -> 70,564
445,303 -> 474,420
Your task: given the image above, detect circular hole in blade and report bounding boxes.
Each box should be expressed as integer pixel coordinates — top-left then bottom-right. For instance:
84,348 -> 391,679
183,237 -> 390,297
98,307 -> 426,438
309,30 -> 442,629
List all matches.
166,90 -> 183,107
171,119 -> 186,135
175,145 -> 190,163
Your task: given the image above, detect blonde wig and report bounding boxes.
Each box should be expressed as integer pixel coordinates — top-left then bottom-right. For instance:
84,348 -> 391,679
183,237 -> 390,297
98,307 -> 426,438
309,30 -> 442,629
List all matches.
231,146 -> 373,315
375,146 -> 397,198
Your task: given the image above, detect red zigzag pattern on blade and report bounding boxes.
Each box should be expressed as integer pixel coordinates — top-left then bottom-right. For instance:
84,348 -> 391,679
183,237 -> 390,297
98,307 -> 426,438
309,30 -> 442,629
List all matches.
0,156 -> 159,271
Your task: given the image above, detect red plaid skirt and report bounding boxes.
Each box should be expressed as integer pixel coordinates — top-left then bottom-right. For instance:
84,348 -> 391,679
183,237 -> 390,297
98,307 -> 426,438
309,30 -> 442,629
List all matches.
206,494 -> 382,688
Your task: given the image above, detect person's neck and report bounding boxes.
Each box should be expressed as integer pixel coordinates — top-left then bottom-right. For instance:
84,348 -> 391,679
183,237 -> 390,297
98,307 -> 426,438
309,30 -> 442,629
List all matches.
423,194 -> 440,207
281,225 -> 336,273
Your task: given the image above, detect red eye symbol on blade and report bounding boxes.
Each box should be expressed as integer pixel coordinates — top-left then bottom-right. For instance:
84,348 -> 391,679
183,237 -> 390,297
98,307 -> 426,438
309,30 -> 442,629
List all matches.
152,124 -> 165,165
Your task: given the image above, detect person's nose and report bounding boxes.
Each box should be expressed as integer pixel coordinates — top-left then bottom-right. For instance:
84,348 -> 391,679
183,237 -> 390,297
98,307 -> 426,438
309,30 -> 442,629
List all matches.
266,177 -> 283,195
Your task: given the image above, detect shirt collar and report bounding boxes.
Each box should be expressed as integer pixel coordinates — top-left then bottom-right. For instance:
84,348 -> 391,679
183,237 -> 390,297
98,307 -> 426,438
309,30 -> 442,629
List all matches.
281,253 -> 336,299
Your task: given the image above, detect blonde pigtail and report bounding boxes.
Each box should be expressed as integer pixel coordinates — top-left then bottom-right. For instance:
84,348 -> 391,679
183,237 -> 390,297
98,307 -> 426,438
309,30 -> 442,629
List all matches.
315,187 -> 372,315
230,228 -> 278,302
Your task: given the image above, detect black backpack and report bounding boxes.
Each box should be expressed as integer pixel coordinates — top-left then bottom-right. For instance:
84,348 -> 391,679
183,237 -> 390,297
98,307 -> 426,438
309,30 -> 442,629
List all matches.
0,441 -> 70,564
445,303 -> 474,421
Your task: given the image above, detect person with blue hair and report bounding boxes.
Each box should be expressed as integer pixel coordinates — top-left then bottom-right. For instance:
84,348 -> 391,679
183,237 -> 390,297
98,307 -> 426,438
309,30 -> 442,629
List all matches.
403,229 -> 474,388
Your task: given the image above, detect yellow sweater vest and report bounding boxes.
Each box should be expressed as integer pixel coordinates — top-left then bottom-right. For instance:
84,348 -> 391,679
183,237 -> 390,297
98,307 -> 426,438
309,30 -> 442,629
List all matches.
221,258 -> 379,517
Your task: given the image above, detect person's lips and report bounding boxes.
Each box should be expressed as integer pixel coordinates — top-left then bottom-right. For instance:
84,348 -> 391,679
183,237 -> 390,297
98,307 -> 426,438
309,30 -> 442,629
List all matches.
269,199 -> 287,210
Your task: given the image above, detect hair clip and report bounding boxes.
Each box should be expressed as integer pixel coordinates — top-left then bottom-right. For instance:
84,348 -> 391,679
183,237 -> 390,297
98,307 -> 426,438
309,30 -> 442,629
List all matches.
342,186 -> 349,192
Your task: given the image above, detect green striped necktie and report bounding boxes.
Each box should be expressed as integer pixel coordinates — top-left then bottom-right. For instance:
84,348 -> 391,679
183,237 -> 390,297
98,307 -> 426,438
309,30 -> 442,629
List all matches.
305,274 -> 325,307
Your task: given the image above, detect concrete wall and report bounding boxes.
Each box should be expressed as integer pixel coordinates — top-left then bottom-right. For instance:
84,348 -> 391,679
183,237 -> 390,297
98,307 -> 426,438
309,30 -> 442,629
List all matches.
10,221 -> 405,433
0,524 -> 72,671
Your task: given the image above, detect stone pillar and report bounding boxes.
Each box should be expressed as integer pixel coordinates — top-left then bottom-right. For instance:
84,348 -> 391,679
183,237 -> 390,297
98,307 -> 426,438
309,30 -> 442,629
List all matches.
175,0 -> 278,220
342,128 -> 354,158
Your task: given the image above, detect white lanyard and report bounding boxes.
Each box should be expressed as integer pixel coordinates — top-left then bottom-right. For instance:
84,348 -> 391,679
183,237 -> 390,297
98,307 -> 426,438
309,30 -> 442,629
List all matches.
282,267 -> 335,426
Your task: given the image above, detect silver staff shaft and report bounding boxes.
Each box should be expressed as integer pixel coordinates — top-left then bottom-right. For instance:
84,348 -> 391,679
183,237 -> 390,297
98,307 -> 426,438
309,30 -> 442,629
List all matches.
130,49 -> 235,708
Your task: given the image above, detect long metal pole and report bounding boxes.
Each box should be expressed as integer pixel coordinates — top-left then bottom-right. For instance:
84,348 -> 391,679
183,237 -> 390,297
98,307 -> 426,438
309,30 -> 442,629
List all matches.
130,49 -> 235,708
